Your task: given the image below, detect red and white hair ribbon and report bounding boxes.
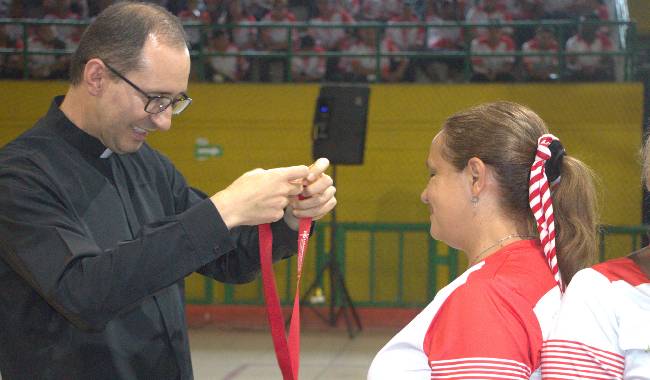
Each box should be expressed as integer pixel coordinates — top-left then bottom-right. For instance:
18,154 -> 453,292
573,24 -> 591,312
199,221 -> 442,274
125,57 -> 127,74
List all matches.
528,134 -> 564,292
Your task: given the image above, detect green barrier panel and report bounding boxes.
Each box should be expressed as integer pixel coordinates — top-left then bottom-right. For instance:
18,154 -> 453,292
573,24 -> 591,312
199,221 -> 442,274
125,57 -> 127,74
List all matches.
186,223 -> 649,308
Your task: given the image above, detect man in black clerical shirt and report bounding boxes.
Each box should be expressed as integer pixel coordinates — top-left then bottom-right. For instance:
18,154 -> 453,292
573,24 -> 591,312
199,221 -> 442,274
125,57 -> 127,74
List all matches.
0,2 -> 336,379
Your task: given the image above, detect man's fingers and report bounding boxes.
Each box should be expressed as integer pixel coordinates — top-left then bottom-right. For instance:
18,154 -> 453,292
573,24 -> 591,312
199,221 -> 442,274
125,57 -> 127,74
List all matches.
292,196 -> 337,220
307,158 -> 330,182
293,186 -> 336,209
243,168 -> 265,177
286,183 -> 304,196
302,174 -> 334,197
271,165 -> 310,181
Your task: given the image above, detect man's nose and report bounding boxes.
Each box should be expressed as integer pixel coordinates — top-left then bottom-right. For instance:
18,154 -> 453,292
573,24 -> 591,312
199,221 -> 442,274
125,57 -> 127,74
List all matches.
150,106 -> 173,131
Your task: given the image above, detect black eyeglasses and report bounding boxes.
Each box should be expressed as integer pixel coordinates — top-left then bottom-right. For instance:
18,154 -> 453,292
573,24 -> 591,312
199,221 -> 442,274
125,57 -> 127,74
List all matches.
104,62 -> 192,115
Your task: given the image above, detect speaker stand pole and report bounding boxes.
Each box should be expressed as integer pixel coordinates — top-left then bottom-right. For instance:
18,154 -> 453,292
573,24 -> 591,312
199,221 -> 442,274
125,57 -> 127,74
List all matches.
297,165 -> 362,338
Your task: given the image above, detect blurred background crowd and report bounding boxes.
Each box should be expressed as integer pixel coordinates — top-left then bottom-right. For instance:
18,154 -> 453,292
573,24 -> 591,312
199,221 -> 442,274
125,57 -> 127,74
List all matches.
0,0 -> 629,83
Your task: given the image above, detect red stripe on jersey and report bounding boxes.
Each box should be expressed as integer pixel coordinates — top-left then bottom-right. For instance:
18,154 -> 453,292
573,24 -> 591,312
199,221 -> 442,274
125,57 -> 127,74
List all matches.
430,357 -> 531,379
542,370 -> 623,380
542,366 -> 623,380
544,340 -> 625,362
592,256 -> 649,286
541,339 -> 624,379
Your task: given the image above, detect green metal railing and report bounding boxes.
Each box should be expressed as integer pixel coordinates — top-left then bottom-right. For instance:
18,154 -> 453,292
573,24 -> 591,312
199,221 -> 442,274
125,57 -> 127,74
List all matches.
0,19 -> 639,81
598,224 -> 650,261
187,223 -> 649,308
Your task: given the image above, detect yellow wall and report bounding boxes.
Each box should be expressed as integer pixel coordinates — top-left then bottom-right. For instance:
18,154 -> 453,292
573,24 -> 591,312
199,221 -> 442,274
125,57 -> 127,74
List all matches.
629,0 -> 650,35
0,81 -> 644,303
0,81 -> 644,226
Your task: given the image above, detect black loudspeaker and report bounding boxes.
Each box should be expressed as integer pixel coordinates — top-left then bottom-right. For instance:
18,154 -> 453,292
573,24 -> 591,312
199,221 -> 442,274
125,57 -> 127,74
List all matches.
312,85 -> 370,165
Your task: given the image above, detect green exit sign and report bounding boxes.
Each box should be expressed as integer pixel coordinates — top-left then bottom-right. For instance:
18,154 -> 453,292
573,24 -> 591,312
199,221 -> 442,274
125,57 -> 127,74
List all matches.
194,138 -> 223,160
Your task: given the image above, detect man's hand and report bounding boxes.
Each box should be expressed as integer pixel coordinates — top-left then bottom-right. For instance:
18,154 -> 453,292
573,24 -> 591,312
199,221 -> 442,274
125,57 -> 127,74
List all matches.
283,158 -> 337,230
210,165 -> 310,229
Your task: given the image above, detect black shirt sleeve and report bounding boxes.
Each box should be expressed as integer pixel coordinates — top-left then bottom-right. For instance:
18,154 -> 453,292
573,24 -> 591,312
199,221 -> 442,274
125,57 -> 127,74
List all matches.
0,164 -> 229,331
158,151 -> 300,283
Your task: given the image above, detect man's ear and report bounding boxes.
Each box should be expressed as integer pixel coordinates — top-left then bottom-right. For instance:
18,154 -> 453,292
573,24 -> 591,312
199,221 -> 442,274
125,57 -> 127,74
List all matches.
83,58 -> 108,96
466,157 -> 487,197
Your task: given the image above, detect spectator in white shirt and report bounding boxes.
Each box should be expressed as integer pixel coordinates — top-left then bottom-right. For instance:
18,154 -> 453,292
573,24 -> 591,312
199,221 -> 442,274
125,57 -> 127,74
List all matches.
206,29 -> 249,82
339,26 -> 408,82
309,0 -> 355,51
565,14 -> 613,81
522,26 -> 559,81
465,0 -> 513,38
422,0 -> 465,82
259,0 -> 297,81
291,34 -> 326,82
470,24 -> 515,82
28,24 -> 70,79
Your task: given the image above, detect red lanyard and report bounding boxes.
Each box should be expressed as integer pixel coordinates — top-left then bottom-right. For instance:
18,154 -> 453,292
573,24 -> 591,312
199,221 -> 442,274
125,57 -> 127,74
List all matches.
259,217 -> 311,380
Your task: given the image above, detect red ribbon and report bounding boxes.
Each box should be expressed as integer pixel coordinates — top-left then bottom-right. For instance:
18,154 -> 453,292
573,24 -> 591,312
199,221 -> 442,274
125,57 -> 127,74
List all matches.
259,216 -> 312,380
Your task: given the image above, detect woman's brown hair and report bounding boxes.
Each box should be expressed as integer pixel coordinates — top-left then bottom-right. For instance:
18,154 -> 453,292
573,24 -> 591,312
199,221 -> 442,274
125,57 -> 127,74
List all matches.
440,101 -> 599,283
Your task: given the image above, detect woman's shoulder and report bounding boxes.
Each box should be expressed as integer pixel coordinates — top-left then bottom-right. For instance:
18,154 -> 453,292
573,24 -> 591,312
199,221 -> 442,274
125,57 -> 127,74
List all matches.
590,255 -> 649,287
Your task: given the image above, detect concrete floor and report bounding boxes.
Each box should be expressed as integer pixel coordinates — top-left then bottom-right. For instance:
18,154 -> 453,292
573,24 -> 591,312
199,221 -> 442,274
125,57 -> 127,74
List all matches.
189,327 -> 396,380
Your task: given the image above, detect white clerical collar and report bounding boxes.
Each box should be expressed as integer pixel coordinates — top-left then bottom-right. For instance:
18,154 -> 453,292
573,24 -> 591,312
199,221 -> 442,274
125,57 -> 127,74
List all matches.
100,148 -> 113,159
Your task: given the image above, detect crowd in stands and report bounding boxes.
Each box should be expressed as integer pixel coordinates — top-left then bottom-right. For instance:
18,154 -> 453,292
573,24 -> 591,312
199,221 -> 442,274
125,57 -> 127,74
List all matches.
0,0 -> 620,82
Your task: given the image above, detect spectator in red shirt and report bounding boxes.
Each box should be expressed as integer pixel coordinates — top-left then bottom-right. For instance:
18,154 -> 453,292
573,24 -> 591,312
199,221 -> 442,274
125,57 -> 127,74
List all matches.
43,0 -> 83,49
360,0 -> 402,22
309,0 -> 355,51
385,2 -> 422,81
0,24 -> 24,79
226,0 -> 259,52
465,0 -> 513,38
565,14 -> 614,81
225,0 -> 258,81
470,24 -> 516,82
581,0 -> 610,34
386,2 -> 423,51
205,28 -> 249,82
291,34 -> 326,82
309,0 -> 356,80
336,0 -> 360,20
177,0 -> 211,50
339,26 -> 408,82
204,0 -> 228,24
422,0 -> 465,82
522,26 -> 559,81
259,0 -> 297,81
28,24 -> 70,79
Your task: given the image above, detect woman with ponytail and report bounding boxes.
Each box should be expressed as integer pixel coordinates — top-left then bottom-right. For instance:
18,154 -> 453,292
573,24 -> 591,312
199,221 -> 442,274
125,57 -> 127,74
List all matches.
541,138 -> 650,380
368,101 -> 598,379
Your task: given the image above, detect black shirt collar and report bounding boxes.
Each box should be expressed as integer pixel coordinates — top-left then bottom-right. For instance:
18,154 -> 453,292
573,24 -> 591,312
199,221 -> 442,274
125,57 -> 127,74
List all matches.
48,95 -> 112,160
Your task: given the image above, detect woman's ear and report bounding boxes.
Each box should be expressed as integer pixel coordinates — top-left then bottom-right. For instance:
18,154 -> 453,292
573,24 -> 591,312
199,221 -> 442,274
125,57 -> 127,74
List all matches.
466,157 -> 487,197
83,58 -> 108,96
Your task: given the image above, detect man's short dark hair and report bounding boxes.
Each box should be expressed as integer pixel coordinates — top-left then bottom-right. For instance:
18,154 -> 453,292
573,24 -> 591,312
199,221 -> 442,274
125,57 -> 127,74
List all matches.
69,1 -> 188,85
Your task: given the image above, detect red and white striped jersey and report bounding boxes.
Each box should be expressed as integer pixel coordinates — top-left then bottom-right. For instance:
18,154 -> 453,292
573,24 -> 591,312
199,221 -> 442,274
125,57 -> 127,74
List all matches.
465,3 -> 514,37
542,257 -> 650,380
565,33 -> 613,71
368,240 -> 561,380
339,37 -> 399,76
522,37 -> 559,74
386,14 -> 424,51
309,10 -> 355,50
291,46 -> 326,79
261,11 -> 297,46
470,34 -> 516,75
425,14 -> 463,50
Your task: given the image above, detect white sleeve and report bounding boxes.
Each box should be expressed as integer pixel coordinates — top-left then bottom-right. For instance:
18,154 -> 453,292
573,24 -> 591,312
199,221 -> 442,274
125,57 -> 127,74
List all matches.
542,268 -> 625,379
617,288 -> 650,380
623,350 -> 650,380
